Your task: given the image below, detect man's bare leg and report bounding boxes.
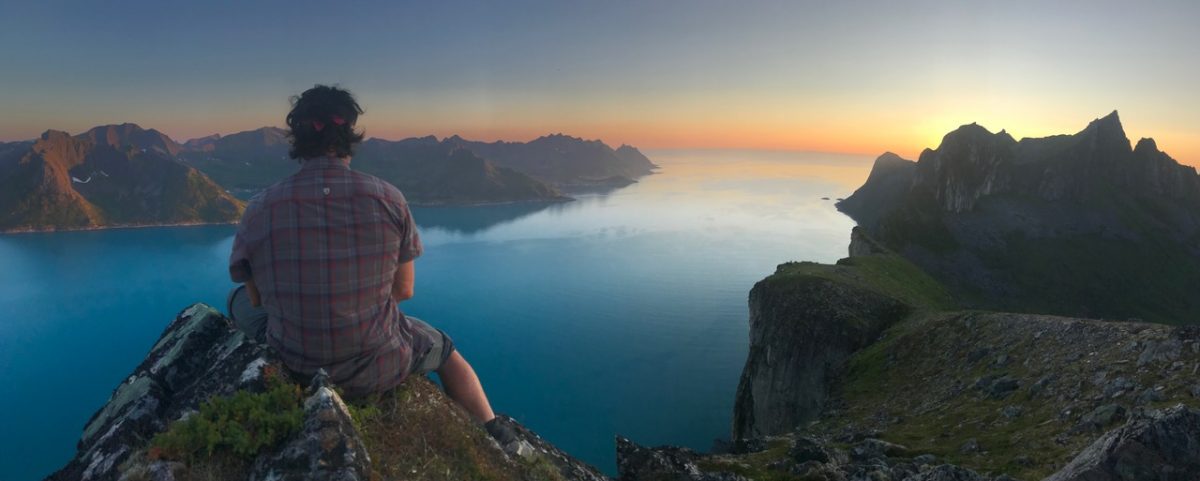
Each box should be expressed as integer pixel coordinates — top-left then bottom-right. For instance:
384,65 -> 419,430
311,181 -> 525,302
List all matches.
437,351 -> 496,423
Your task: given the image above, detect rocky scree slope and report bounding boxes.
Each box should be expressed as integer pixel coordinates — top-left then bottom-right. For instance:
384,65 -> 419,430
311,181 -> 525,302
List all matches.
619,232 -> 1200,481
836,112 -> 1200,324
48,304 -> 608,481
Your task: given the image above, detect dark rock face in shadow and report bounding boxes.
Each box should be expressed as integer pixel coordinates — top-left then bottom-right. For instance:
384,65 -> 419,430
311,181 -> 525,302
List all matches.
732,263 -> 911,441
836,112 -> 1200,324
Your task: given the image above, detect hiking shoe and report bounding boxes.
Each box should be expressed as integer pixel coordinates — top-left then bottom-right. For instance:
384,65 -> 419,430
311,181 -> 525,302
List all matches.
485,417 -> 519,445
486,416 -> 534,458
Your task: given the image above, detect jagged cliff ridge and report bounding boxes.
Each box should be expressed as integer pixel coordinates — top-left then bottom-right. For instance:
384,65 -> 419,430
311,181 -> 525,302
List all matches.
0,124 -> 243,232
48,304 -> 608,481
618,233 -> 1200,481
837,112 -> 1200,324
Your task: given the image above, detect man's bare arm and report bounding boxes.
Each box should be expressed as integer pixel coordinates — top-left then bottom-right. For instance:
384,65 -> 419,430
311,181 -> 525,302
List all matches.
246,279 -> 263,307
392,260 -> 415,301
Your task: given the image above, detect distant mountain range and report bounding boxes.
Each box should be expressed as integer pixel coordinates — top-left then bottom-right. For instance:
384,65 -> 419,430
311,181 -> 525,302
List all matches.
838,111 -> 1200,323
2,123 -> 657,232
0,124 -> 242,232
180,129 -> 656,198
444,133 -> 658,186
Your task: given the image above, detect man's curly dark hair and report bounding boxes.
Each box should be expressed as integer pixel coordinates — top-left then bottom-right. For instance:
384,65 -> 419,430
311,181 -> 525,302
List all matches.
285,85 -> 365,160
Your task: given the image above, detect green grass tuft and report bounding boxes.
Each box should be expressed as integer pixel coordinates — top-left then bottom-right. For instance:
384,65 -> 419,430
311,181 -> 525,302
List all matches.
149,376 -> 304,462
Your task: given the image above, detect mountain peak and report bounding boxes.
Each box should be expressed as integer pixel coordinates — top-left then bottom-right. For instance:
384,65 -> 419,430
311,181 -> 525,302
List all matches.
1076,110 -> 1131,155
1081,110 -> 1125,135
39,129 -> 73,141
936,122 -> 1013,151
875,151 -> 909,163
1135,137 -> 1159,153
80,123 -> 181,156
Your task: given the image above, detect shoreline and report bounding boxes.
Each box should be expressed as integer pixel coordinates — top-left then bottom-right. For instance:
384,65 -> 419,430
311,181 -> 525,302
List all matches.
0,220 -> 240,235
408,195 -> 574,208
1,197 -> 578,235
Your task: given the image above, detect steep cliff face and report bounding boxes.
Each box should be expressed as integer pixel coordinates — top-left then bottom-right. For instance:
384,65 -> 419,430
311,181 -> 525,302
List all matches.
732,263 -> 911,441
643,235 -> 1200,480
48,304 -> 608,481
912,125 -> 1017,214
732,244 -> 957,442
836,112 -> 1200,323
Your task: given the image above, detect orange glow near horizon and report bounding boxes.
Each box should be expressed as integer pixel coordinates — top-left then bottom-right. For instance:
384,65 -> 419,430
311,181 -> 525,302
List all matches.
360,111 -> 1200,169
4,109 -> 1195,169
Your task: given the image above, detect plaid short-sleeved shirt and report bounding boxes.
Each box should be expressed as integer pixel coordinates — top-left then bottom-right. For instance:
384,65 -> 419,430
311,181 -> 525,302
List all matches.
229,155 -> 427,398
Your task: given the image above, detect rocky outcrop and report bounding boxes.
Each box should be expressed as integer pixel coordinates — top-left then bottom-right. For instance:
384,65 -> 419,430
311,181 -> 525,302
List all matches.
615,434 -> 1010,481
47,304 -> 281,480
720,217 -> 1200,480
47,304 -> 608,481
249,377 -> 373,481
615,437 -> 746,481
848,226 -> 889,257
732,260 -> 912,441
803,306 -> 1200,480
1046,405 -> 1200,481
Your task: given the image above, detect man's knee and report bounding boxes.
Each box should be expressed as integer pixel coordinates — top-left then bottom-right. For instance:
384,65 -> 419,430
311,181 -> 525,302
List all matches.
227,285 -> 267,342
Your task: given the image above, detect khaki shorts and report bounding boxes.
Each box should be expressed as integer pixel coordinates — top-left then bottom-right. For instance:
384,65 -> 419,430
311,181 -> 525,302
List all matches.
226,286 -> 456,376
405,316 -> 456,376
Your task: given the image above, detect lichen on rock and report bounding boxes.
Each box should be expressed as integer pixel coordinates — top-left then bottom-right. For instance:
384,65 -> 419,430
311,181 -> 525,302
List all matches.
47,303 -> 609,481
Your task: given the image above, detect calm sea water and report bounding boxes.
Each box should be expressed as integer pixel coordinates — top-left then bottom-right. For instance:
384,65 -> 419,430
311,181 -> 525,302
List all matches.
0,149 -> 871,480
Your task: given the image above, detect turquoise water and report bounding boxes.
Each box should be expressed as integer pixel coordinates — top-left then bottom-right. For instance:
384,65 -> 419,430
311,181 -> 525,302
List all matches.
0,149 -> 871,480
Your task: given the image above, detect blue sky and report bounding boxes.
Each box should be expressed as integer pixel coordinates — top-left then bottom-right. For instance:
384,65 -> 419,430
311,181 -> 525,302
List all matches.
2,0 -> 1198,163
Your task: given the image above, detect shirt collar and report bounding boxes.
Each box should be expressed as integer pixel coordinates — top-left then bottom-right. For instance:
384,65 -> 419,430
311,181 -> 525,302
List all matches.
300,155 -> 351,171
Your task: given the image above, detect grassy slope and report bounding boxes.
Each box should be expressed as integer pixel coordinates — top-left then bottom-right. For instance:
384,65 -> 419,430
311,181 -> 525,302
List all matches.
349,377 -> 566,481
765,254 -> 956,313
122,376 -> 563,481
700,247 -> 1200,480
824,311 -> 1200,480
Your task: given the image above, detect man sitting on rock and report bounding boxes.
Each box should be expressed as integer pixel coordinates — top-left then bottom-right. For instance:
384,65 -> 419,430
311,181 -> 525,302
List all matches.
225,84 -> 513,443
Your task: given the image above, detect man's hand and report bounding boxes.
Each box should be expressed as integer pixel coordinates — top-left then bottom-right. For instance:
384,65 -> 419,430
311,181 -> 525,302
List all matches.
392,260 -> 415,301
246,279 -> 262,307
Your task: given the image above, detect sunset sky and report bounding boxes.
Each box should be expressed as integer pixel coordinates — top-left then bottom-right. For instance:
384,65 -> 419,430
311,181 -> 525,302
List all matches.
2,0 -> 1198,165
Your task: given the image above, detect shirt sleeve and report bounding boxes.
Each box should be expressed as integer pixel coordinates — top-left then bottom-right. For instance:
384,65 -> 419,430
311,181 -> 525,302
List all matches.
397,200 -> 423,263
229,198 -> 262,283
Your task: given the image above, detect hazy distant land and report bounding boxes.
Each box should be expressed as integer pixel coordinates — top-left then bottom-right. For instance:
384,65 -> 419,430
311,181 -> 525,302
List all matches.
0,123 -> 657,232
